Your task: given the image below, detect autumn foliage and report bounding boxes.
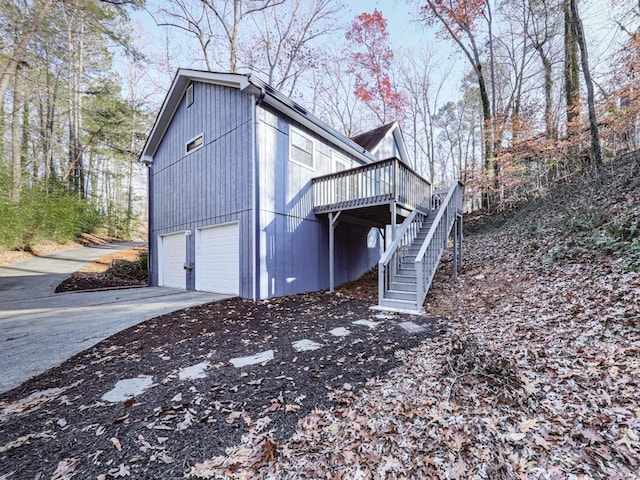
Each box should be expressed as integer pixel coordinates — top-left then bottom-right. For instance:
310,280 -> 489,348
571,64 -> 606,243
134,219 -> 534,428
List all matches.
345,9 -> 406,123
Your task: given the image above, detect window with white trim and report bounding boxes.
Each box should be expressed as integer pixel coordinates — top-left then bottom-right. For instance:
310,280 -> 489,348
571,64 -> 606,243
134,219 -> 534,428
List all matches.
186,133 -> 204,154
290,128 -> 314,169
186,84 -> 194,108
333,152 -> 350,203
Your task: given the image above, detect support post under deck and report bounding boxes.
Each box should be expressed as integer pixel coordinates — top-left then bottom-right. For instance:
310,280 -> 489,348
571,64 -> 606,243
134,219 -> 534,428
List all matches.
452,213 -> 464,277
328,211 -> 341,292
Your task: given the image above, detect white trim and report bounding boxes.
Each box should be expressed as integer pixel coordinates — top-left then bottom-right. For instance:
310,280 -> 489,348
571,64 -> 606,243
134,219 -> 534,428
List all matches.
186,83 -> 194,107
289,127 -> 314,170
251,94 -> 258,301
186,132 -> 204,155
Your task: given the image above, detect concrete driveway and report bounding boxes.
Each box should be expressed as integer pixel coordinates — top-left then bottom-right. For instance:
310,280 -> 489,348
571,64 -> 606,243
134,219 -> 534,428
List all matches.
0,245 -> 230,394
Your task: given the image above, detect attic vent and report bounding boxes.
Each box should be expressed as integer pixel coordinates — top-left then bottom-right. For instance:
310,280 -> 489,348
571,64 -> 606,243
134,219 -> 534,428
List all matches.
186,133 -> 203,154
186,84 -> 194,107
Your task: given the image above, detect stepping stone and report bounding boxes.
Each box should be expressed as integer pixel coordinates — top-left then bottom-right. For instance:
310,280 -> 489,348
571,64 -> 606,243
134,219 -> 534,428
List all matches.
102,377 -> 153,403
373,313 -> 394,320
397,321 -> 427,335
229,350 -> 274,368
352,319 -> 379,329
179,361 -> 210,380
329,327 -> 351,337
292,339 -> 323,352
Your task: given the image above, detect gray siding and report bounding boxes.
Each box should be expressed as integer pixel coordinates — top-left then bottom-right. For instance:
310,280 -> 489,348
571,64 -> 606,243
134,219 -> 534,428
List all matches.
149,82 -> 254,297
256,105 -> 381,299
375,131 -> 400,160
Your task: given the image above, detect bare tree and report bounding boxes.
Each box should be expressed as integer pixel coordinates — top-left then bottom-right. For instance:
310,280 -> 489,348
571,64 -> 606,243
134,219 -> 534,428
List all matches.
398,48 -> 450,183
564,0 -> 580,137
245,0 -> 342,96
309,53 -> 370,137
151,0 -> 217,70
527,0 -> 561,140
200,0 -> 285,72
569,0 -> 603,178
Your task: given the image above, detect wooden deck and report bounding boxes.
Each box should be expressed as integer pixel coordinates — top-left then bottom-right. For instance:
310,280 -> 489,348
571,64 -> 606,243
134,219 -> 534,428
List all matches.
312,157 -> 431,227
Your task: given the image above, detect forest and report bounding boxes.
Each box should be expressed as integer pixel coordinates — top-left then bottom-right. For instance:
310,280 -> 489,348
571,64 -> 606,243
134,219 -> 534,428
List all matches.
0,0 -> 638,250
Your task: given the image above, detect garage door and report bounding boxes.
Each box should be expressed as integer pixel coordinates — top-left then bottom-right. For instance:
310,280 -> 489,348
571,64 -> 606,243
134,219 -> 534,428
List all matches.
159,232 -> 186,289
196,223 -> 239,295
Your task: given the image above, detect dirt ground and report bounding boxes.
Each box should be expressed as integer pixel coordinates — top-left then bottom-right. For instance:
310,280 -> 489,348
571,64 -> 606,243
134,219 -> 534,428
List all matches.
0,276 -> 443,479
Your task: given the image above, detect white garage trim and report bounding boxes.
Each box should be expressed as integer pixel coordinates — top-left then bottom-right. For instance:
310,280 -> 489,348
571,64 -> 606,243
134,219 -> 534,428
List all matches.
195,221 -> 240,295
158,231 -> 187,289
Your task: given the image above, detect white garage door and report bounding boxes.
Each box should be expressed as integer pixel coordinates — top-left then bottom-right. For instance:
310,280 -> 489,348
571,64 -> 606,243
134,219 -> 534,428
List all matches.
196,223 -> 239,295
159,232 -> 186,289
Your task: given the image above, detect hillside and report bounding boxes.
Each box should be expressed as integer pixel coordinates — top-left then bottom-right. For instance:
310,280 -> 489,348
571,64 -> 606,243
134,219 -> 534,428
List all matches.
1,155 -> 637,479
188,154 -> 640,478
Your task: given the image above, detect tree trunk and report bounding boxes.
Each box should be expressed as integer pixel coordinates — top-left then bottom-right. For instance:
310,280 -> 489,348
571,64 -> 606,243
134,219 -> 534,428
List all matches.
22,92 -> 31,185
564,0 -> 580,137
0,0 -> 55,107
11,65 -> 23,202
539,50 -> 555,140
570,0 -> 603,179
67,14 -> 85,197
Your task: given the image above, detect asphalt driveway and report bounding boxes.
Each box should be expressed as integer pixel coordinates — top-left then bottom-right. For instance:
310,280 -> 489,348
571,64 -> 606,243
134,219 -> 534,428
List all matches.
0,244 -> 230,393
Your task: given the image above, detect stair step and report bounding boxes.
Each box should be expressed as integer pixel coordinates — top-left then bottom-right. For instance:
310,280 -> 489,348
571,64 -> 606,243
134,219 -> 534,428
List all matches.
378,298 -> 420,313
390,282 -> 417,292
397,268 -> 415,276
392,274 -> 415,283
384,289 -> 415,301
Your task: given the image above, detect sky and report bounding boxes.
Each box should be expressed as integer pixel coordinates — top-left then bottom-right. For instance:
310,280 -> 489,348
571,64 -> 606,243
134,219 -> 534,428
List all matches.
126,0 -> 634,112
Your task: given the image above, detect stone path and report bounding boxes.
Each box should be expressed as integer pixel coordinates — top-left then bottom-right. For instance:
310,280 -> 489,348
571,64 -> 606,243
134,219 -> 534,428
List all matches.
100,314 -> 431,403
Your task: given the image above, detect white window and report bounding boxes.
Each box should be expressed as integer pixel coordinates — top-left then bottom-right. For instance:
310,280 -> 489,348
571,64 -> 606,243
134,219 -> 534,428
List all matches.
186,133 -> 204,154
333,152 -> 350,203
290,128 -> 314,169
186,84 -> 194,108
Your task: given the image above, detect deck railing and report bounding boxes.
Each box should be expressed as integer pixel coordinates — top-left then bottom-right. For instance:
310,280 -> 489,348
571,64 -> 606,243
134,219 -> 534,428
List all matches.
378,210 -> 427,303
312,157 -> 431,215
414,181 -> 464,308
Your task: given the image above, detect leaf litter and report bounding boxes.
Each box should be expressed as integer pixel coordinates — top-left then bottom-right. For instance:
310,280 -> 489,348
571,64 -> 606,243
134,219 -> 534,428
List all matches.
1,155 -> 639,478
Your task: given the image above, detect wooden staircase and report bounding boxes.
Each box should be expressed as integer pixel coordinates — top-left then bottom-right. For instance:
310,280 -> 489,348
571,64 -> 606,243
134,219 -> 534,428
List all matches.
378,181 -> 464,313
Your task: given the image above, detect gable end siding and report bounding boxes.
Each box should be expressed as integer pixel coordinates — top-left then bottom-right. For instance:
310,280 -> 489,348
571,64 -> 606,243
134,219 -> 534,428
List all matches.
149,82 -> 254,297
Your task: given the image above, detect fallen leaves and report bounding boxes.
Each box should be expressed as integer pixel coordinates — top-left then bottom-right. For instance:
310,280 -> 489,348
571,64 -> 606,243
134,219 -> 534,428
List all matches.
0,432 -> 54,454
110,437 -> 122,452
183,183 -> 640,479
50,458 -> 78,479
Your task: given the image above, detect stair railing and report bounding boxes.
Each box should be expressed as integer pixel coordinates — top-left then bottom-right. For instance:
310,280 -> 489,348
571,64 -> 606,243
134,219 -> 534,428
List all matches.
414,181 -> 464,309
378,210 -> 426,304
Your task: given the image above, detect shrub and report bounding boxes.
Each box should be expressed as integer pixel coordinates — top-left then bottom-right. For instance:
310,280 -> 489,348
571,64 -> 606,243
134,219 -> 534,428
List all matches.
106,250 -> 148,282
0,182 -> 103,251
561,206 -> 608,233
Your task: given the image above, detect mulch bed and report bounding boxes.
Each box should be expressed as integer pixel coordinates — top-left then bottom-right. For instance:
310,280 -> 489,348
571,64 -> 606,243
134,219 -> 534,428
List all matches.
54,246 -> 148,293
54,272 -> 147,292
0,290 -> 447,479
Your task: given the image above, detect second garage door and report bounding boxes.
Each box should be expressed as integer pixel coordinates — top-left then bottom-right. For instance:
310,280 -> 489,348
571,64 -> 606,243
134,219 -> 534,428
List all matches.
195,222 -> 240,295
160,232 -> 186,289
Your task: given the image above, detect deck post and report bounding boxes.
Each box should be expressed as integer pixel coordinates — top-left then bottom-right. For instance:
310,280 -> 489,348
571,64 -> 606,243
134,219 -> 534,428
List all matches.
452,213 -> 463,277
453,217 -> 458,278
390,202 -> 397,242
457,212 -> 463,268
329,211 -> 341,292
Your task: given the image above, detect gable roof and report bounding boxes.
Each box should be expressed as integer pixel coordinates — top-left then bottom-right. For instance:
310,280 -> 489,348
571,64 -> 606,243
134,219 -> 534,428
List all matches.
139,69 -> 377,165
350,121 -> 410,165
351,122 -> 396,152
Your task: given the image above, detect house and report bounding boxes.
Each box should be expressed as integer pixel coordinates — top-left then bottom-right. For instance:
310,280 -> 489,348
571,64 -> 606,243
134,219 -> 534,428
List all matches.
140,69 -> 463,313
